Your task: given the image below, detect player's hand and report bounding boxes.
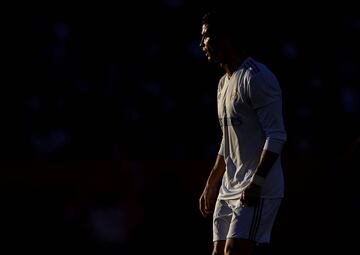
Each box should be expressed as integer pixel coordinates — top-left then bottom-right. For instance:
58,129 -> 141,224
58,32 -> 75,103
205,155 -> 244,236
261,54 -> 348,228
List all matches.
240,183 -> 261,207
199,186 -> 218,217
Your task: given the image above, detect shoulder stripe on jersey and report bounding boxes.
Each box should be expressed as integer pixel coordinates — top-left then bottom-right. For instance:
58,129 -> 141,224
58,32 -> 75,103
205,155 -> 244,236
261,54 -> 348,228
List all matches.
243,62 -> 259,76
248,59 -> 260,73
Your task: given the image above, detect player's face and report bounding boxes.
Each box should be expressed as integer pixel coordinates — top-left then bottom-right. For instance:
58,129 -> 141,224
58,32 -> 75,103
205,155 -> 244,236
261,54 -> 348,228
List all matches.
200,24 -> 222,63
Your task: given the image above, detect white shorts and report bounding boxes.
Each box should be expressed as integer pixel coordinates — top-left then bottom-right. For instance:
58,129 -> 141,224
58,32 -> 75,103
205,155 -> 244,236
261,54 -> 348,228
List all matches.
213,198 -> 282,243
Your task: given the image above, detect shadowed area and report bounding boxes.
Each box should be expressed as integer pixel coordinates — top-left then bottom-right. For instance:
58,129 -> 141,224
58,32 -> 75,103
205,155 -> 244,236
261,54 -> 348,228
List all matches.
1,1 -> 359,254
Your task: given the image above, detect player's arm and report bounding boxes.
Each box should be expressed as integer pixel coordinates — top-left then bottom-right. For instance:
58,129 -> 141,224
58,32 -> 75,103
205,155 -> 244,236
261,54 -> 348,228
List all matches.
206,153 -> 226,188
251,149 -> 281,185
206,136 -> 226,189
199,145 -> 226,217
241,73 -> 287,206
251,97 -> 287,185
200,77 -> 227,215
241,99 -> 286,206
248,73 -> 287,184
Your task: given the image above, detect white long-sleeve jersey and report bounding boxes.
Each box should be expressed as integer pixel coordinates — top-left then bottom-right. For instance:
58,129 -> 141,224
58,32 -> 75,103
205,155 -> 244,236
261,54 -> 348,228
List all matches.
217,57 -> 287,200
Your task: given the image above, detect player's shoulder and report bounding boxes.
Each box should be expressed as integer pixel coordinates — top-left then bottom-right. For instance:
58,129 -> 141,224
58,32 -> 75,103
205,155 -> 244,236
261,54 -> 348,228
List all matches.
243,58 -> 278,84
241,57 -> 265,78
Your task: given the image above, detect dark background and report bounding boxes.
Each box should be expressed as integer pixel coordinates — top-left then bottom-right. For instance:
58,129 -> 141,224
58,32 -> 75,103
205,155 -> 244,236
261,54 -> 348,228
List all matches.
1,1 -> 359,254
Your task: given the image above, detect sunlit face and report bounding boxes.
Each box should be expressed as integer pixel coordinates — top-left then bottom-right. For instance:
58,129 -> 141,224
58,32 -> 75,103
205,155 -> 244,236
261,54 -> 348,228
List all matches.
200,23 -> 221,63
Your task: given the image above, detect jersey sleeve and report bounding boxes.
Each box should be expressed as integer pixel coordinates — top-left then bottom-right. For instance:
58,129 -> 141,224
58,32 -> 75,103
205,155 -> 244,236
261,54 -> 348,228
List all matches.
249,72 -> 282,109
256,100 -> 287,153
249,72 -> 287,153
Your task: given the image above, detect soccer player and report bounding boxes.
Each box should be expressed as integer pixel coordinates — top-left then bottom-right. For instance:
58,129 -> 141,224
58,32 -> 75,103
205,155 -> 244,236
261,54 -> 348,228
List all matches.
198,10 -> 287,255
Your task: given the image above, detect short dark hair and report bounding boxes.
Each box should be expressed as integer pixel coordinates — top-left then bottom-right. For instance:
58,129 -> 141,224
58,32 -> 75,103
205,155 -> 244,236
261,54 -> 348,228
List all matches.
201,10 -> 251,52
201,11 -> 235,39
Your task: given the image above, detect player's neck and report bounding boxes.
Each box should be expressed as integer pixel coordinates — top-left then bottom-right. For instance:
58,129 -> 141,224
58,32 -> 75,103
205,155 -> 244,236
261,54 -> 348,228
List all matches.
223,55 -> 245,79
